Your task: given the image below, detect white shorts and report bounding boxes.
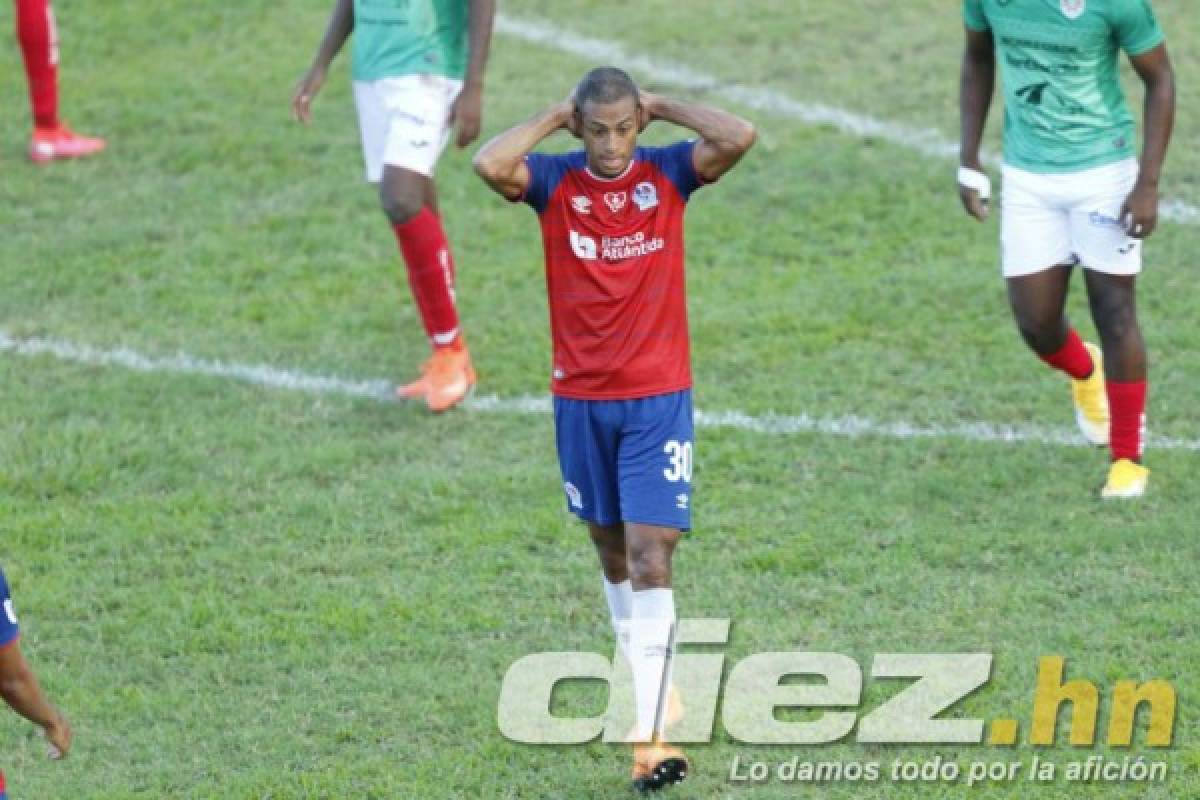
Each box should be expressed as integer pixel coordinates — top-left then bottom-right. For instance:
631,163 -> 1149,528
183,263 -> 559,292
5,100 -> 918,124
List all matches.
353,74 -> 463,183
1000,158 -> 1142,278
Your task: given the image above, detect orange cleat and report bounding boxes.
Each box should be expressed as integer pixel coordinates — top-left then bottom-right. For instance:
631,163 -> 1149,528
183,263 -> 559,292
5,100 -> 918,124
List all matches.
29,124 -> 107,164
395,357 -> 433,400
631,740 -> 689,793
423,344 -> 475,413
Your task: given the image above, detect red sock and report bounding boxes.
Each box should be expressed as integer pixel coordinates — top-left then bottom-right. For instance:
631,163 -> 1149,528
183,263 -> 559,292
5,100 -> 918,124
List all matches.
392,207 -> 460,348
1038,329 -> 1093,380
16,0 -> 59,129
1107,380 -> 1147,462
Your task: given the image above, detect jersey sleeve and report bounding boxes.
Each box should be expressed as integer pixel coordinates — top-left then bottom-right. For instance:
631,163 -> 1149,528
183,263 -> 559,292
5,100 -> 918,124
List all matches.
520,152 -> 574,214
963,0 -> 990,32
1112,0 -> 1164,56
0,568 -> 18,649
643,141 -> 705,202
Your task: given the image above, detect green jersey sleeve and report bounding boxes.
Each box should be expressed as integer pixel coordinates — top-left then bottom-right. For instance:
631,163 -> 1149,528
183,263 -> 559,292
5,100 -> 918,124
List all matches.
1111,0 -> 1164,56
963,0 -> 990,32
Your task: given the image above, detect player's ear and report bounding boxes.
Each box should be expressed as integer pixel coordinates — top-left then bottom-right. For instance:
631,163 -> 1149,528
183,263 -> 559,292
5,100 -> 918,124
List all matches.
637,98 -> 650,133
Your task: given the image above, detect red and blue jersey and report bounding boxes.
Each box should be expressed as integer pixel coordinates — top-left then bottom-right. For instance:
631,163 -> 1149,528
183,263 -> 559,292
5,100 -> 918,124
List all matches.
0,567 -> 17,651
520,141 -> 707,400
1,565 -> 15,800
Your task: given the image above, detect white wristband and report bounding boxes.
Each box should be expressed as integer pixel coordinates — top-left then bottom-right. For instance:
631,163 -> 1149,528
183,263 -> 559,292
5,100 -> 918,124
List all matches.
957,166 -> 992,201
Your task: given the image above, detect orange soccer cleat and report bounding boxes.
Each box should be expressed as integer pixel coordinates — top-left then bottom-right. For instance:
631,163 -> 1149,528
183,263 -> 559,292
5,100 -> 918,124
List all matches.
28,124 -> 107,163
395,357 -> 433,400
631,739 -> 689,793
397,343 -> 475,412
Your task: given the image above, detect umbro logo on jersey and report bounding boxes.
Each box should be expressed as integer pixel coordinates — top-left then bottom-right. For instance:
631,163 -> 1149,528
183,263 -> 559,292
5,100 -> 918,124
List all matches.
1060,0 -> 1085,19
569,230 -> 598,260
633,181 -> 659,211
603,191 -> 627,213
571,196 -> 592,214
675,493 -> 689,510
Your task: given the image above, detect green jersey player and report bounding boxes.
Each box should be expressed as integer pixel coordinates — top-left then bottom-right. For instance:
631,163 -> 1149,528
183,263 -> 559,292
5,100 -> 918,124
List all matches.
293,1 -> 495,413
958,0 -> 1175,497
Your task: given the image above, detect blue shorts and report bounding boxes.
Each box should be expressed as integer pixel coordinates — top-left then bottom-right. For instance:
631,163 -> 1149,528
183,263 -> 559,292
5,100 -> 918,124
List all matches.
553,389 -> 694,531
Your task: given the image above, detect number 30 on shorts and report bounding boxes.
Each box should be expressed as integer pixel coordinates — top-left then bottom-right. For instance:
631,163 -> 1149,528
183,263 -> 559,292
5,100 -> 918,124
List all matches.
663,440 -> 693,483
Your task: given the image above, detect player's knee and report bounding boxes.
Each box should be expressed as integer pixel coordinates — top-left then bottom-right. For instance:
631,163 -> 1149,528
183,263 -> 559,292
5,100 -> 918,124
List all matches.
1014,316 -> 1062,354
1086,274 -> 1138,340
1092,299 -> 1138,345
626,551 -> 672,589
379,186 -> 424,224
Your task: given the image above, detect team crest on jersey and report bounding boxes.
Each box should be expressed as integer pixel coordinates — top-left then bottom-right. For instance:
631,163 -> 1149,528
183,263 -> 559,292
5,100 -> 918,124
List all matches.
1060,0 -> 1085,20
633,182 -> 659,211
603,191 -> 628,213
571,196 -> 592,214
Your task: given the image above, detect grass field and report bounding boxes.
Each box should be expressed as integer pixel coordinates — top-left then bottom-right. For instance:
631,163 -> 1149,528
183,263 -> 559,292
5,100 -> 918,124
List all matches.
1,1 -> 1198,797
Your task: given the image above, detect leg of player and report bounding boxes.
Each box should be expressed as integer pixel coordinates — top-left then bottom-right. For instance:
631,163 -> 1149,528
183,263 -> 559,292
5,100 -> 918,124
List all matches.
1084,271 -> 1149,498
15,0 -> 105,163
1007,266 -> 1109,446
382,166 -> 474,412
624,522 -> 688,792
589,523 -> 632,662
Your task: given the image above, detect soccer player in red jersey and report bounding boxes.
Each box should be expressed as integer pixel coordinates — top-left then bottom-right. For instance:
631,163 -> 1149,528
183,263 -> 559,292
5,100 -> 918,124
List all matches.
0,565 -> 72,799
293,0 -> 495,412
474,67 -> 755,791
13,0 -> 106,163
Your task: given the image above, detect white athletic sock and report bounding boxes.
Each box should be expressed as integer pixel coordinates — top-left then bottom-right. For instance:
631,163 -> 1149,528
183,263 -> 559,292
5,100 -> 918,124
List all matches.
603,577 -> 634,661
629,588 -> 676,741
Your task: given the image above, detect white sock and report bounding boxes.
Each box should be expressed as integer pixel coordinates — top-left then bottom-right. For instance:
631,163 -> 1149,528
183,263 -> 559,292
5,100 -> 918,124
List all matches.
603,577 -> 634,661
629,588 -> 676,741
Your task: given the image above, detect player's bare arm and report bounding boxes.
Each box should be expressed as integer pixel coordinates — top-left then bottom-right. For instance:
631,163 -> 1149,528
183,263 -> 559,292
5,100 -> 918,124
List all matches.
958,26 -> 995,222
472,99 -> 576,200
292,0 -> 354,123
0,642 -> 72,759
638,92 -> 756,182
448,0 -> 496,148
1123,43 -> 1175,239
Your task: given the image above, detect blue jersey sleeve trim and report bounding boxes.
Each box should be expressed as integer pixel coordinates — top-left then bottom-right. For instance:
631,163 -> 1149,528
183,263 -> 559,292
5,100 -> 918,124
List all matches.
638,141 -> 704,202
522,151 -> 587,213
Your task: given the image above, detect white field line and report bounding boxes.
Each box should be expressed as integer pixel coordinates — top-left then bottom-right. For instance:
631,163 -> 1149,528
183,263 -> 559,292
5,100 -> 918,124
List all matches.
4,331 -> 1199,452
494,14 -> 1200,225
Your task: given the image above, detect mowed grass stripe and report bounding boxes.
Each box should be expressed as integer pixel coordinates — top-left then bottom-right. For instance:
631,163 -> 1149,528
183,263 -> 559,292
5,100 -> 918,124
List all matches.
5,329 -> 1199,452
494,13 -> 1200,225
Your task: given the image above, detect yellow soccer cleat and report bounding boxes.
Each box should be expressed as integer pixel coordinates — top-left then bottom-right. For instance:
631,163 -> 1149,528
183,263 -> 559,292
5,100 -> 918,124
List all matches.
631,740 -> 689,793
1101,459 -> 1149,499
1071,342 -> 1110,446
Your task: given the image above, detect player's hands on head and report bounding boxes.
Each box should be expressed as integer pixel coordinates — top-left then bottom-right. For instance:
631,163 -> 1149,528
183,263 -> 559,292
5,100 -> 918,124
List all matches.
637,90 -> 659,133
563,90 -> 582,139
451,82 -> 484,148
43,710 -> 72,760
291,67 -> 327,124
1121,179 -> 1159,239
